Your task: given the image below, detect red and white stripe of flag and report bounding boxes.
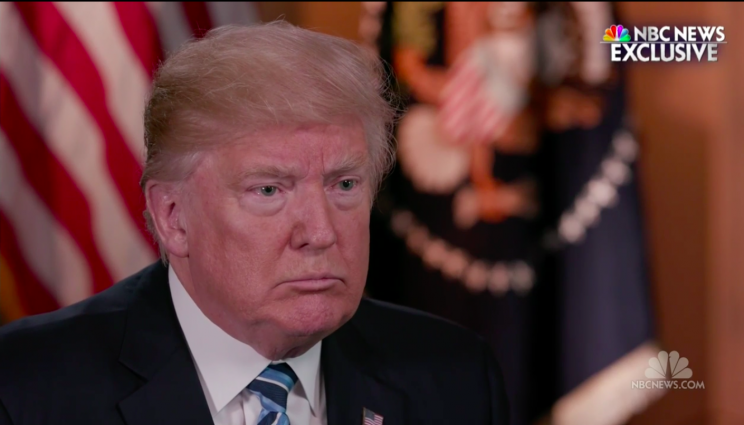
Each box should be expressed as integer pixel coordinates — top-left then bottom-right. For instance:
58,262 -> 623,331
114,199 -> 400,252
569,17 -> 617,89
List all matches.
363,408 -> 384,425
0,2 -> 258,322
438,53 -> 511,147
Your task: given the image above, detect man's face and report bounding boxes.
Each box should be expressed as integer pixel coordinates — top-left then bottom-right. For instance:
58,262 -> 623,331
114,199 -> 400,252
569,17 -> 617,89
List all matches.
180,123 -> 371,346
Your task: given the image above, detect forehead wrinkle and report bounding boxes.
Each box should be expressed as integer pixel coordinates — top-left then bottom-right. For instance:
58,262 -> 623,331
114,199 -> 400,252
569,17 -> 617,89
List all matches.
219,125 -> 369,187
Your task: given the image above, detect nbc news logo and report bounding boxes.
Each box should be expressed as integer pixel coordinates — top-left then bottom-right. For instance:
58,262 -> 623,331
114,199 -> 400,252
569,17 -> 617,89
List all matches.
632,350 -> 705,390
602,25 -> 726,62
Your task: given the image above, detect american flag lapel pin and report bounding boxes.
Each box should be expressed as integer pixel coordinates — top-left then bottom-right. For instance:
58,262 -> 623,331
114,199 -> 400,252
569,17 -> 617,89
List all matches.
362,407 -> 384,425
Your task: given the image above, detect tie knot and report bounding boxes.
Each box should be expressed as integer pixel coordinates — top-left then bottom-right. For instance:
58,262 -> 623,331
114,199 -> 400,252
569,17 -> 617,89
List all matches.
247,363 -> 299,414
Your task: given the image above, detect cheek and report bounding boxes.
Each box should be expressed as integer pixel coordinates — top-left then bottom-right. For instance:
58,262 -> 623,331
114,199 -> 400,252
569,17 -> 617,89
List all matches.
187,194 -> 241,253
191,206 -> 288,269
336,208 -> 371,277
185,187 -> 286,283
186,202 -> 289,314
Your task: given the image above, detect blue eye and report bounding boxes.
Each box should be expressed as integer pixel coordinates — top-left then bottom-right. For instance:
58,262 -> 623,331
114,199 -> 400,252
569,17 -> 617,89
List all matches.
259,186 -> 278,196
338,180 -> 356,191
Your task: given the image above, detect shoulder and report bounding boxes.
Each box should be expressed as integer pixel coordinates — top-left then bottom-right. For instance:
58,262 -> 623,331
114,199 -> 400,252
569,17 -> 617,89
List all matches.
0,265 -> 145,347
0,263 -> 159,388
352,297 -> 491,362
350,298 -> 509,422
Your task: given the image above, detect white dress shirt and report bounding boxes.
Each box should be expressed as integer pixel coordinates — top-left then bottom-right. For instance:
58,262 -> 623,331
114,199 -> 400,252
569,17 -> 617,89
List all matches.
169,266 -> 327,425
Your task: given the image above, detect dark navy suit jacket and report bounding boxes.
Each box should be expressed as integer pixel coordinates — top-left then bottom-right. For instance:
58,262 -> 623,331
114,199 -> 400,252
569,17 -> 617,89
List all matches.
0,262 -> 509,424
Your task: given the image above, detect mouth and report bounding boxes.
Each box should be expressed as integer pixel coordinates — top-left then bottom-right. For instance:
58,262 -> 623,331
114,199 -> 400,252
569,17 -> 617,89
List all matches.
281,275 -> 342,292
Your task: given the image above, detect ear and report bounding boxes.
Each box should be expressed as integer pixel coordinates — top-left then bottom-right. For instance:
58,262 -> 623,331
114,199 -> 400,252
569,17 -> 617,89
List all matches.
145,180 -> 189,259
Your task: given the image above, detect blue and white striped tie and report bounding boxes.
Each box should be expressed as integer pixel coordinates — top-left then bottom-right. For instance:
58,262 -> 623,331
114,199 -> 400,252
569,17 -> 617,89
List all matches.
247,363 -> 298,425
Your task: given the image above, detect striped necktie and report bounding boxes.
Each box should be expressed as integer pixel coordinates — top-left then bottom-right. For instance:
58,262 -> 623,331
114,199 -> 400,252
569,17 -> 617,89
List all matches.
247,363 -> 298,425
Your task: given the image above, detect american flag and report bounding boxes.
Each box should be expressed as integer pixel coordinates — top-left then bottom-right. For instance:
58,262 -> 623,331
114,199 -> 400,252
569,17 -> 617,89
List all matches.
438,56 -> 508,146
437,37 -> 529,148
362,408 -> 384,425
0,2 -> 259,323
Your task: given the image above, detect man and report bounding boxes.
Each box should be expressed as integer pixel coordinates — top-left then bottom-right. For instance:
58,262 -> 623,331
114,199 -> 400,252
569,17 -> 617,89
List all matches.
0,22 -> 509,425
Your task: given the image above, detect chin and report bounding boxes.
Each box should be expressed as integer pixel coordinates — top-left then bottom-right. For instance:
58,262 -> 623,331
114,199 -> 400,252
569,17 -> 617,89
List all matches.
280,294 -> 357,338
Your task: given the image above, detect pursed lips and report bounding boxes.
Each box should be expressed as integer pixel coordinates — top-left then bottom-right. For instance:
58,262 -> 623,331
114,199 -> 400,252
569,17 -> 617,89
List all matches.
280,274 -> 343,291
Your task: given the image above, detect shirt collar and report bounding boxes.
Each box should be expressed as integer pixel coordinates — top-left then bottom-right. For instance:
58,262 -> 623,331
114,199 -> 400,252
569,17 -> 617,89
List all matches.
168,266 -> 322,415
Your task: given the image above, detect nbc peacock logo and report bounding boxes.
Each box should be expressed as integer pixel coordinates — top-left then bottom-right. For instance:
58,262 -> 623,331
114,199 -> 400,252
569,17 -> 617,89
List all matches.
632,350 -> 705,390
645,350 -> 692,379
603,24 -> 631,42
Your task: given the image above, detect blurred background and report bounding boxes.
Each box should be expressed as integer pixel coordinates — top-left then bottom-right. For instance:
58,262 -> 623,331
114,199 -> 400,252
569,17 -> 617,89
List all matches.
0,2 -> 742,425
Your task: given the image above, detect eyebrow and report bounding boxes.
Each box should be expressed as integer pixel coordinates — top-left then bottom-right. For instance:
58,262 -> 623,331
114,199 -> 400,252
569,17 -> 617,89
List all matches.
228,152 -> 370,187
323,152 -> 370,179
234,164 -> 299,181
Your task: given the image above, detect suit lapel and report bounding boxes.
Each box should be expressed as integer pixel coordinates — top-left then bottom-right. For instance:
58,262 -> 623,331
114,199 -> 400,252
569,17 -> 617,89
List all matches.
322,316 -> 409,425
117,263 -> 213,425
118,348 -> 213,425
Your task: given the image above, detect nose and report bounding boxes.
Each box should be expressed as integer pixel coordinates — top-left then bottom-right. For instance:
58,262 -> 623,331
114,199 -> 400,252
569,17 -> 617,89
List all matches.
289,185 -> 337,251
